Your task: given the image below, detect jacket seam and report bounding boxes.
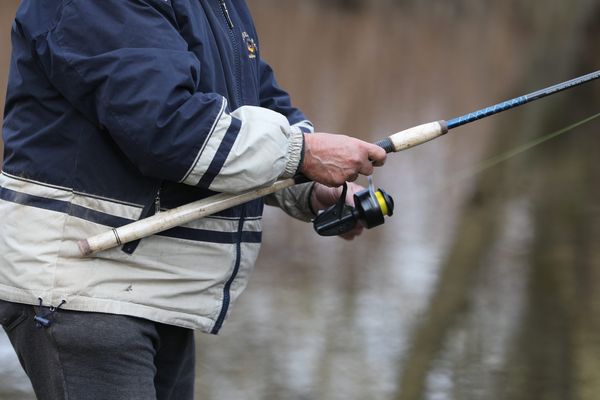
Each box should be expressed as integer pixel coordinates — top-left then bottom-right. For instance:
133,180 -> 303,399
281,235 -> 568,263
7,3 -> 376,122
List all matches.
1,171 -> 144,209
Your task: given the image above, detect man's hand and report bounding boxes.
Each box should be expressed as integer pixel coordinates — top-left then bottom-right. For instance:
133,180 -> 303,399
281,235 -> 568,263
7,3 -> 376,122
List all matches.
311,182 -> 365,240
300,133 -> 386,187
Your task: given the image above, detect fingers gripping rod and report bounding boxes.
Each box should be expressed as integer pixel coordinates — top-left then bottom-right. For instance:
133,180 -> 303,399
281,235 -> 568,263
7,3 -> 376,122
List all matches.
78,70 -> 600,256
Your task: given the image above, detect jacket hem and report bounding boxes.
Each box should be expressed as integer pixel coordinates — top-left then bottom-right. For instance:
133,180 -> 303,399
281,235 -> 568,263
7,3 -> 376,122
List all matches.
0,286 -> 218,333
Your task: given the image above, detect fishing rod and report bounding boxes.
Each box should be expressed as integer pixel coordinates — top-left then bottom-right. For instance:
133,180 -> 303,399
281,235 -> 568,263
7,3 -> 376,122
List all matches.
77,70 -> 600,256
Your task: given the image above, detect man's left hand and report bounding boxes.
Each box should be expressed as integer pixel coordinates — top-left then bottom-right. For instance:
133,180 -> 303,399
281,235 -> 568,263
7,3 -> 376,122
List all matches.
310,182 -> 365,240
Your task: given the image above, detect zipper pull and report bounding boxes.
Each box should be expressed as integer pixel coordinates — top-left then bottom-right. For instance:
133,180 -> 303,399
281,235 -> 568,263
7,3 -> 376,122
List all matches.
219,0 -> 234,29
154,188 -> 161,215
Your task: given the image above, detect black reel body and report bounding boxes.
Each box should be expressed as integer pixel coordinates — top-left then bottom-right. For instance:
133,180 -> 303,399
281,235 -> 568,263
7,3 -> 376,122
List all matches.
313,183 -> 394,236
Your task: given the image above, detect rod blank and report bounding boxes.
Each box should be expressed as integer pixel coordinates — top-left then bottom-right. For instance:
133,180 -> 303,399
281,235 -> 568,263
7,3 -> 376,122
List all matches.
447,70 -> 600,129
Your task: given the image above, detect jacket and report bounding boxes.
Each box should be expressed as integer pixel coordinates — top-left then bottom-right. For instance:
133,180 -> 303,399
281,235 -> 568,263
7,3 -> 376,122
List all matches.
0,0 -> 315,333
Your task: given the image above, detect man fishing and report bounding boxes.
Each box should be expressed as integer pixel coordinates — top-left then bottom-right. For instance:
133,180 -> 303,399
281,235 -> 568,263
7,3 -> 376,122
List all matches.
0,1 -> 386,399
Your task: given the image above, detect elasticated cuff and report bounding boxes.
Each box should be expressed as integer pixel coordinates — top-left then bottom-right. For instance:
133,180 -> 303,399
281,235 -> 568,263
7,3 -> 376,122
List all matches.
281,128 -> 304,179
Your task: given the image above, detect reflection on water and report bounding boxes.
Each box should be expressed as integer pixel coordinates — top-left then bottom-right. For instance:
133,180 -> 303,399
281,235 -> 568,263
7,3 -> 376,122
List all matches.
1,1 -> 600,399
425,198 -> 532,400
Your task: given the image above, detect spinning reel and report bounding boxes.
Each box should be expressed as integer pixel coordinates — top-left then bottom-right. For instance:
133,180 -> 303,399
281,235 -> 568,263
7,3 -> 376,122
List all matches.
313,177 -> 395,236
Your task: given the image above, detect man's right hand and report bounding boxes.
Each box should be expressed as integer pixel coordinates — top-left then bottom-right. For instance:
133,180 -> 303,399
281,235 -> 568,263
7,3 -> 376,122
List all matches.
300,133 -> 387,187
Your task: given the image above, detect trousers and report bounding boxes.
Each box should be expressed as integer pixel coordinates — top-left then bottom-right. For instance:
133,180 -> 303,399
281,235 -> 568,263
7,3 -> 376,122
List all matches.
0,299 -> 195,400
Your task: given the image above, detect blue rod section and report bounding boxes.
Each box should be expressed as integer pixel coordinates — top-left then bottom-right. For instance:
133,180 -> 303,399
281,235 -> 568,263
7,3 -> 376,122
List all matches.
447,70 -> 600,130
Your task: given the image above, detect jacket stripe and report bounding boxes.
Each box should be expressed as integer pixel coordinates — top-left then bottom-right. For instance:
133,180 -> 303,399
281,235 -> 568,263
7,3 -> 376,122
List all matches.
0,187 -> 132,228
0,187 -> 261,245
162,225 -> 261,244
197,117 -> 242,188
180,98 -> 227,185
1,171 -> 143,219
181,98 -> 240,187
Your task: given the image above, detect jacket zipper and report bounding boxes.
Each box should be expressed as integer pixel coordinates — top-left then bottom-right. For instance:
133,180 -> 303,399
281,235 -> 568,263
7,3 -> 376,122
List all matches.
217,0 -> 242,108
211,209 -> 245,334
218,0 -> 234,29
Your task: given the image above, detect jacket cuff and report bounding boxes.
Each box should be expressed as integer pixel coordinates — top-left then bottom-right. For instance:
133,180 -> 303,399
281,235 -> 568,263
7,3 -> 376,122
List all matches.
281,127 -> 304,179
264,182 -> 316,222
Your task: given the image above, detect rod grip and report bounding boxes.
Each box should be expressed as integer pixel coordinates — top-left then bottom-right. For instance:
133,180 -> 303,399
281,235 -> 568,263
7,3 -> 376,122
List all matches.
381,120 -> 448,152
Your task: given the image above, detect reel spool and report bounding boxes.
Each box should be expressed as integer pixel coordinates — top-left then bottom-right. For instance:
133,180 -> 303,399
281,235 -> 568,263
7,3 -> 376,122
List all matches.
313,180 -> 394,237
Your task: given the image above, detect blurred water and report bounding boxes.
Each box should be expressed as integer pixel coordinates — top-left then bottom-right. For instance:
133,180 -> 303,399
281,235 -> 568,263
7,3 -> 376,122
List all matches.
1,1 -> 599,399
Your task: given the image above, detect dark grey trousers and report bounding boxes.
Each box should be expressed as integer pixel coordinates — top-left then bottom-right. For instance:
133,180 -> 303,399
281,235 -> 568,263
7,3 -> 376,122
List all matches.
0,300 -> 195,400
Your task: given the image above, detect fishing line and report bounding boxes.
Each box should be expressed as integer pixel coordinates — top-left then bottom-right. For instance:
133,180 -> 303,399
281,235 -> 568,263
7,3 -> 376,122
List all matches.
447,111 -> 600,185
